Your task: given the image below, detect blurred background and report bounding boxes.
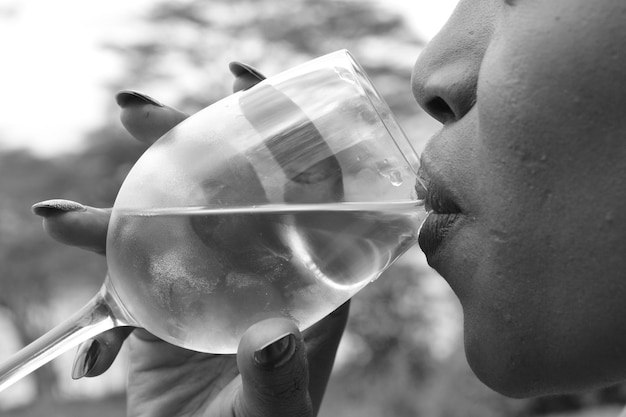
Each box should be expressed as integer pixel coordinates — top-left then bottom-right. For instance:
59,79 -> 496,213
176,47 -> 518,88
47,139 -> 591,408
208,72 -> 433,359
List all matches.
0,1 -> 624,416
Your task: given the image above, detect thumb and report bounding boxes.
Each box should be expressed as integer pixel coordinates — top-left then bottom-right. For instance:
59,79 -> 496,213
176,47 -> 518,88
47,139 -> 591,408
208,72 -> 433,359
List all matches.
235,319 -> 312,417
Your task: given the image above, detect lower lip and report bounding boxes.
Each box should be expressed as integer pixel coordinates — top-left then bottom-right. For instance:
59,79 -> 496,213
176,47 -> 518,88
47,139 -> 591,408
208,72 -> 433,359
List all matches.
418,212 -> 461,258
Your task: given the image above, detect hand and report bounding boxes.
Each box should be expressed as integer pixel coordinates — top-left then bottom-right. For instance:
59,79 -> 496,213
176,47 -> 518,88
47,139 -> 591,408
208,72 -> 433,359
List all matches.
32,63 -> 349,417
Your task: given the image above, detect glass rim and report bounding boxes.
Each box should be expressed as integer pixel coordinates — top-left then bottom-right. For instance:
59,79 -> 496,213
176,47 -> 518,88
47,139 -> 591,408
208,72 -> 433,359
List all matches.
334,49 -> 422,176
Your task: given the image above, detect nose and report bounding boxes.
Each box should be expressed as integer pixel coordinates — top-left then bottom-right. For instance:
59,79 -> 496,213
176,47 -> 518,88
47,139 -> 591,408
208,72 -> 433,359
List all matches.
411,0 -> 495,124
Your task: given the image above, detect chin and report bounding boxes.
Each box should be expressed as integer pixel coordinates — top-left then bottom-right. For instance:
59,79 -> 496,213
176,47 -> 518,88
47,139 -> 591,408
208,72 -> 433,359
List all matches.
465,349 -> 547,399
462,322 -> 626,399
462,325 -> 538,398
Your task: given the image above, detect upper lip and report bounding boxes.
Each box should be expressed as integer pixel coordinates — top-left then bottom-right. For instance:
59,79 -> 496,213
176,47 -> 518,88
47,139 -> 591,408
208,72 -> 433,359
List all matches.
417,165 -> 462,215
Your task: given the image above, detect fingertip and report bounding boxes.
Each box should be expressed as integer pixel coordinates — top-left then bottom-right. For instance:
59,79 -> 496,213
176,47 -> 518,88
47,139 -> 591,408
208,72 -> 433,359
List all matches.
236,319 -> 312,416
37,205 -> 110,254
72,328 -> 134,379
253,333 -> 297,370
232,74 -> 262,93
116,90 -> 189,144
229,61 -> 266,92
116,90 -> 164,108
238,318 -> 301,367
72,339 -> 100,380
228,61 -> 265,80
120,104 -> 188,143
32,199 -> 87,217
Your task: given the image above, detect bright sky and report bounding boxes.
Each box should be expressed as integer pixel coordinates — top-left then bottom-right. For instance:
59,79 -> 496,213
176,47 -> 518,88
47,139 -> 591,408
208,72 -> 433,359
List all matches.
0,0 -> 458,156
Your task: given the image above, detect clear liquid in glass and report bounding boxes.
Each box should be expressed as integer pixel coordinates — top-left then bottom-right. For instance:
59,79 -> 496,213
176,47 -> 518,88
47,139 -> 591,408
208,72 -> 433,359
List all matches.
107,202 -> 422,353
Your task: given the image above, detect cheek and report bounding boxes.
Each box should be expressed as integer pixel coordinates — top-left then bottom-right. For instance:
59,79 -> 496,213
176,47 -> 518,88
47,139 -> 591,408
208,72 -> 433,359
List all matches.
462,3 -> 626,395
473,0 -> 626,280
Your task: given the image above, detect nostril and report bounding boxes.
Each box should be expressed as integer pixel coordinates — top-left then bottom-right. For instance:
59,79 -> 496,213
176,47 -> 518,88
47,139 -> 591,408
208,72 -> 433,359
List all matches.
425,97 -> 456,124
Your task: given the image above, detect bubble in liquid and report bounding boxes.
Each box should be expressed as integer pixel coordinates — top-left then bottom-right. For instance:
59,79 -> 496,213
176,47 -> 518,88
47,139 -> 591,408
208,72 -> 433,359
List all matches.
389,170 -> 403,186
375,158 -> 403,186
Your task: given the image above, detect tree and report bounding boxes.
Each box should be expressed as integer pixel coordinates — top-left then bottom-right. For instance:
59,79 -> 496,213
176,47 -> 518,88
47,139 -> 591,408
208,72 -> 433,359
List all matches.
0,130 -> 144,397
102,0 -> 427,132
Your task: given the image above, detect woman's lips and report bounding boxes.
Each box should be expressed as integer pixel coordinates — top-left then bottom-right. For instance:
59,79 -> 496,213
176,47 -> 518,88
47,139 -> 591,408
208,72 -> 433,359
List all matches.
419,212 -> 461,258
418,178 -> 463,258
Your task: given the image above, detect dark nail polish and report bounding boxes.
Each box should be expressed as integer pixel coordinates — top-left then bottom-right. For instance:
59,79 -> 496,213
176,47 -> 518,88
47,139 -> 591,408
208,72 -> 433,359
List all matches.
32,199 -> 86,217
71,339 -> 100,380
253,333 -> 296,369
115,90 -> 164,108
228,61 -> 267,81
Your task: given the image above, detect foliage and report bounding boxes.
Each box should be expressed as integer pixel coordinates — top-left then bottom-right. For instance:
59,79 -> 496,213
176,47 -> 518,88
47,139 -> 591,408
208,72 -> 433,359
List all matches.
0,128 -> 144,395
103,0 -> 424,128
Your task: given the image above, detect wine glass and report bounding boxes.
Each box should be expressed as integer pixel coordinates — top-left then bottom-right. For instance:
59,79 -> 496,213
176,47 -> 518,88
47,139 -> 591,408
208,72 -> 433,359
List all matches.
0,49 -> 427,392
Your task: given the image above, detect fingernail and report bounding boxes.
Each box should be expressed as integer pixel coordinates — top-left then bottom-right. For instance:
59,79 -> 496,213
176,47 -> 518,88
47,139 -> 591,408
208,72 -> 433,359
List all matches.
253,333 -> 296,369
72,339 -> 100,380
228,61 -> 266,81
32,199 -> 87,217
115,90 -> 164,108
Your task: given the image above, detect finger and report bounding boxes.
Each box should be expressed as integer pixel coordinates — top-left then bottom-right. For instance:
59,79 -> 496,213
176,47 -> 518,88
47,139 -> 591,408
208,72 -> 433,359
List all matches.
116,90 -> 189,144
302,301 -> 350,415
229,61 -> 266,93
32,199 -> 110,255
235,319 -> 312,417
71,327 -> 134,379
117,62 -> 265,145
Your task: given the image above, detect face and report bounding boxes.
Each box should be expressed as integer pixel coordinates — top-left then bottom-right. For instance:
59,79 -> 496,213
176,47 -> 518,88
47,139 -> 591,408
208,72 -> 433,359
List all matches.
412,0 -> 626,397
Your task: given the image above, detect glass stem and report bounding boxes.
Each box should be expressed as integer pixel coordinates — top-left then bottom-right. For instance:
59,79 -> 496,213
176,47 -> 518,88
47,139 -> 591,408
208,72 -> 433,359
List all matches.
0,282 -> 132,392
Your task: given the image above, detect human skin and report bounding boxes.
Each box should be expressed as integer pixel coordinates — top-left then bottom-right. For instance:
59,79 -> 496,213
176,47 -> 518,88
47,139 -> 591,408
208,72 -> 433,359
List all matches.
413,0 -> 626,398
